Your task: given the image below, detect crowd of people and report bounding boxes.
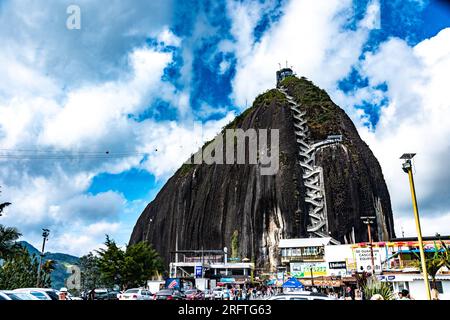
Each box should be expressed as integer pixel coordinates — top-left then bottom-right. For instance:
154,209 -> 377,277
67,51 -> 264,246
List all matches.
220,284 -> 278,300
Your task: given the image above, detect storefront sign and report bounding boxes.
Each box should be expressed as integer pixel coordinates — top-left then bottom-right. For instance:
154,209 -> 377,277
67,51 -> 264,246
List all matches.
354,248 -> 382,274
195,265 -> 203,278
329,261 -> 347,269
290,262 -> 327,278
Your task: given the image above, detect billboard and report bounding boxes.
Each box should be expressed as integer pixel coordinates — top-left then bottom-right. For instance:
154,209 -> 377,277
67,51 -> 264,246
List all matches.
354,247 -> 382,274
290,262 -> 327,278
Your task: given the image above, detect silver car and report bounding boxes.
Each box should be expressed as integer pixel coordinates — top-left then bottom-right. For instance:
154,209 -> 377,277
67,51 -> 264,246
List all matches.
0,290 -> 40,300
266,292 -> 337,301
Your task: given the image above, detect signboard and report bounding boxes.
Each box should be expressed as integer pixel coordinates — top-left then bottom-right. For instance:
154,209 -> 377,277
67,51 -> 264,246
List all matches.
195,265 -> 203,278
329,261 -> 347,269
354,248 -> 382,274
378,275 -> 396,282
300,279 -> 342,287
165,278 -> 180,290
290,262 -> 327,278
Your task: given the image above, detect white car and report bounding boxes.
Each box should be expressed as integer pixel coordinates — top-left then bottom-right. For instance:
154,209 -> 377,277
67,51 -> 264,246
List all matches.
266,292 -> 337,301
212,287 -> 224,300
13,288 -> 59,300
118,288 -> 153,300
0,290 -> 40,300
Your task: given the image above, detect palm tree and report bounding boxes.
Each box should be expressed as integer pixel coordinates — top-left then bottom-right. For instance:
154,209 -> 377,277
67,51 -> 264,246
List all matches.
0,202 -> 11,217
413,242 -> 446,290
40,260 -> 56,288
0,185 -> 11,217
0,225 -> 22,260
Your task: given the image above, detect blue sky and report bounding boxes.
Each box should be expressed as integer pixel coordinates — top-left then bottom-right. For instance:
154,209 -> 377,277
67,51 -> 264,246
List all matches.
0,0 -> 449,255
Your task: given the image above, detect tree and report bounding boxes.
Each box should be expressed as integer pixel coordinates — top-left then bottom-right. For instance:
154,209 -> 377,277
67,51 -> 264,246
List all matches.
0,185 -> 11,217
0,225 -> 22,260
0,202 -> 11,217
0,247 -> 39,289
96,235 -> 164,290
231,230 -> 239,259
412,242 -> 446,290
440,241 -> 450,269
121,241 -> 164,289
97,235 -> 125,289
79,252 -> 102,291
40,259 -> 56,288
362,277 -> 394,300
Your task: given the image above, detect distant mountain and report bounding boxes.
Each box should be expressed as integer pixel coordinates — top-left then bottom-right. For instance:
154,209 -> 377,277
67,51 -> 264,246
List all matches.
18,241 -> 80,289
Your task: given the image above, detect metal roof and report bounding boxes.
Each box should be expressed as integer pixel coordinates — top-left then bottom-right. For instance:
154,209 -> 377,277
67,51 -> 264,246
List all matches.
278,237 -> 332,248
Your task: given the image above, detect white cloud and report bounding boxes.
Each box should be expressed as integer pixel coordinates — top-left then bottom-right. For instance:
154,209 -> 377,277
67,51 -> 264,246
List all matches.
395,213 -> 450,238
137,112 -> 236,178
39,46 -> 173,149
353,28 -> 450,234
228,0 -> 378,107
157,27 -> 182,47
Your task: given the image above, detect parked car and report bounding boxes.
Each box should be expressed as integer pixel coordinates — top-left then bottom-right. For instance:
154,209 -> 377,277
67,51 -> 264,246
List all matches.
93,288 -> 110,300
204,289 -> 214,300
185,289 -> 205,300
212,287 -> 224,300
118,288 -> 153,300
10,291 -> 41,300
0,290 -> 32,300
153,289 -> 184,300
13,288 -> 59,300
266,292 -> 337,301
108,290 -> 121,300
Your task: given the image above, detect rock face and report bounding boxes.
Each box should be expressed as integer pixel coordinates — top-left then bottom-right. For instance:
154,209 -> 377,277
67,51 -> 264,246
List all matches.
129,76 -> 395,270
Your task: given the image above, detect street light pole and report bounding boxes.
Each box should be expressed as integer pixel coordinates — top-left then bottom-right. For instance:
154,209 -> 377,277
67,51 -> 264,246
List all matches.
401,153 -> 431,300
36,228 -> 50,288
360,216 -> 376,275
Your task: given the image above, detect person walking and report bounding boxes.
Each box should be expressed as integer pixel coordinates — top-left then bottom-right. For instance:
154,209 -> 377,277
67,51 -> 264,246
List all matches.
88,288 -> 96,300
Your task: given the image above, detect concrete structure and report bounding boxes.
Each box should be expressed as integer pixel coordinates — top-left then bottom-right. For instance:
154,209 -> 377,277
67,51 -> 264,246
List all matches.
378,273 -> 450,300
278,236 -> 450,299
279,237 -> 332,279
276,67 -> 293,86
168,248 -> 254,286
278,86 -> 341,242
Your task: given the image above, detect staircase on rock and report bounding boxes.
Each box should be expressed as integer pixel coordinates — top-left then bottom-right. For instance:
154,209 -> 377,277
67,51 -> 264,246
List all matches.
278,86 -> 342,244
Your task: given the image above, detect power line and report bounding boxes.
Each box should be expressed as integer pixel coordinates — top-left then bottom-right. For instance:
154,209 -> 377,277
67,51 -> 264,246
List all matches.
0,148 -> 151,161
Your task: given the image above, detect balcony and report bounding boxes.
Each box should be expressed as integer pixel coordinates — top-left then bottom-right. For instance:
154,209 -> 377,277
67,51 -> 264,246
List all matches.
281,254 -> 324,264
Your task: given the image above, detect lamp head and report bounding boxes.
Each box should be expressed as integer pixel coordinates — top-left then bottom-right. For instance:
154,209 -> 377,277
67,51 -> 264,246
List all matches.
400,153 -> 415,173
402,160 -> 412,173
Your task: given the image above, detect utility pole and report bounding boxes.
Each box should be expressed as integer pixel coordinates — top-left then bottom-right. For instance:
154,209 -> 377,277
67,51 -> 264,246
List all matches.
310,264 -> 314,287
360,216 -> 376,275
401,153 -> 431,300
36,228 -> 50,288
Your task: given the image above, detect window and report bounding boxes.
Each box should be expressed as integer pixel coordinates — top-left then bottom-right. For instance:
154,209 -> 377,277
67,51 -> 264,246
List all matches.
125,289 -> 139,294
5,293 -> 21,300
0,295 -> 7,300
31,292 -> 48,300
432,281 -> 444,294
397,282 -> 409,292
